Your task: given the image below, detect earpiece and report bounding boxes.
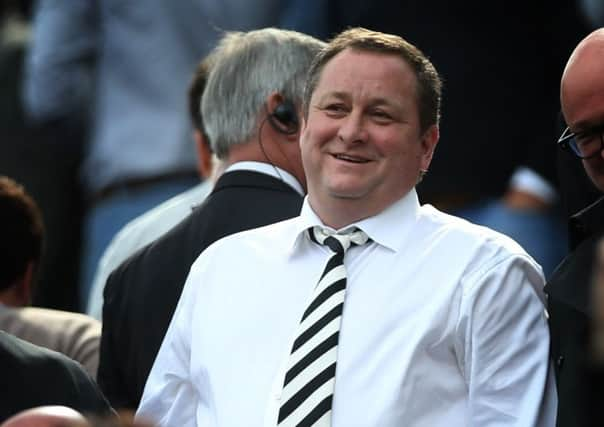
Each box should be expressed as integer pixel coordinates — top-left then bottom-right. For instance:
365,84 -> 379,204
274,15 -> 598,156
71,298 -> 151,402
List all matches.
268,100 -> 298,136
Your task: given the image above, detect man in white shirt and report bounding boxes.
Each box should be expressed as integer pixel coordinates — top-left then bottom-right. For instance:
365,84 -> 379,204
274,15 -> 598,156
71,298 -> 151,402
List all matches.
138,28 -> 556,427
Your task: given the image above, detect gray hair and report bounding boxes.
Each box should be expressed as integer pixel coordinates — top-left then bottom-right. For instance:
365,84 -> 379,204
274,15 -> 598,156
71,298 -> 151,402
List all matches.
201,28 -> 326,159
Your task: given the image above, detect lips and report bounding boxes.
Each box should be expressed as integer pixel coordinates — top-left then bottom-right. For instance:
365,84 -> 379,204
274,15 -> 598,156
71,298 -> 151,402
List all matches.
332,153 -> 370,163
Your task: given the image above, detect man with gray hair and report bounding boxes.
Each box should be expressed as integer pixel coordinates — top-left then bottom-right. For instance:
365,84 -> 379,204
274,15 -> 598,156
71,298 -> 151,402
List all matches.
139,27 -> 555,426
98,28 -> 325,411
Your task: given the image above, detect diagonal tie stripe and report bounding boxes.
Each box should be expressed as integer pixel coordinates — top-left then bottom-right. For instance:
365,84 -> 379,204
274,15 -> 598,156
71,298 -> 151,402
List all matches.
298,282 -> 346,336
281,346 -> 338,404
279,363 -> 336,423
311,265 -> 346,304
285,331 -> 339,387
286,316 -> 341,375
278,227 -> 368,427
300,278 -> 345,323
293,303 -> 344,354
319,253 -> 345,280
302,402 -> 332,427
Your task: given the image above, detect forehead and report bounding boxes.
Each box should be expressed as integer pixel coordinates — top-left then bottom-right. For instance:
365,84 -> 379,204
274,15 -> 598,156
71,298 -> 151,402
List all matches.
562,45 -> 604,128
313,48 -> 418,103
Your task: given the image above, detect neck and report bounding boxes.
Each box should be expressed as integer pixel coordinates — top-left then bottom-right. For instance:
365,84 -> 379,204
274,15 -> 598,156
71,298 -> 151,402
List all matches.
0,288 -> 25,307
307,196 -> 378,230
308,189 -> 414,230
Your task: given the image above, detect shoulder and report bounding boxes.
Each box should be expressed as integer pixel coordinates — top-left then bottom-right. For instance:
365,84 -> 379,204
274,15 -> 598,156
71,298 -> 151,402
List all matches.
0,332 -> 91,391
103,205 -> 199,299
189,216 -> 300,273
1,330 -> 76,373
0,308 -> 101,376
113,181 -> 210,246
98,183 -> 209,287
417,204 -> 542,283
419,204 -> 531,255
0,331 -> 110,416
4,307 -> 100,341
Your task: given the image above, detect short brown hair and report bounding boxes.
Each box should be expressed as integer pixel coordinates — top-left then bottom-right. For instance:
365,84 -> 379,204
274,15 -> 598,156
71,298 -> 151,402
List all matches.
187,55 -> 215,140
0,176 -> 44,290
303,27 -> 442,133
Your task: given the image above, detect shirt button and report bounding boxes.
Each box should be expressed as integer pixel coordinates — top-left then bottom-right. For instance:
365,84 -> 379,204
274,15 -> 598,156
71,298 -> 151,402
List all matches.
557,356 -> 565,368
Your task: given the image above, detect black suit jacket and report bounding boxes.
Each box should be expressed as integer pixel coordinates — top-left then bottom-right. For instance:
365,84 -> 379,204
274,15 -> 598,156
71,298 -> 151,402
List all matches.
0,331 -> 111,422
97,170 -> 303,409
545,197 -> 604,427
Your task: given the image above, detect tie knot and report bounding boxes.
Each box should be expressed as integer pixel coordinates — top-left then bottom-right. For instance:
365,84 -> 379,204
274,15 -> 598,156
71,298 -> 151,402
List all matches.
309,226 -> 369,254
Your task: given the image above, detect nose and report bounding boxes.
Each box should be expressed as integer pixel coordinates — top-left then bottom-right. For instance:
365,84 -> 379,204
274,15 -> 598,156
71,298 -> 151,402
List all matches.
337,111 -> 368,144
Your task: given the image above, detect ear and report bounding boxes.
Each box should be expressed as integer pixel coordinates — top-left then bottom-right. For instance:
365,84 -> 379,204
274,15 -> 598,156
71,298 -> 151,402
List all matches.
266,92 -> 285,115
194,130 -> 213,179
419,125 -> 439,171
265,92 -> 300,142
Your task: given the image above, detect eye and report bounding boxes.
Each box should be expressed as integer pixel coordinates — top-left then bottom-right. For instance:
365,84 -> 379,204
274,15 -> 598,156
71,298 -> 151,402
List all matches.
575,131 -> 597,147
370,109 -> 393,123
320,103 -> 348,117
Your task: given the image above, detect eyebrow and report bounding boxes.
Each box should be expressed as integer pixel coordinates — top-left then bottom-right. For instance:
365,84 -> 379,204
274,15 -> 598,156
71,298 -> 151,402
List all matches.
316,91 -> 350,104
571,116 -> 604,133
316,91 -> 404,110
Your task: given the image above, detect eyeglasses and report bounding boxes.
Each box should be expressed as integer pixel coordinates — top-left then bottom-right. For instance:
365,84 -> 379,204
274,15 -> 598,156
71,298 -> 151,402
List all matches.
557,125 -> 604,159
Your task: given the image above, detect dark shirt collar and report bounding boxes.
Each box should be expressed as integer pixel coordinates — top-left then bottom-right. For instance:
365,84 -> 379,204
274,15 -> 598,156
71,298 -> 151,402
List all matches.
570,196 -> 604,249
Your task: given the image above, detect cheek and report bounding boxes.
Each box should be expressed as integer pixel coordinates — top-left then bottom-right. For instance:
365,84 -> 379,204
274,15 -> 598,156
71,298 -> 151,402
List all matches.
372,133 -> 417,161
300,130 -> 318,174
302,117 -> 334,153
583,159 -> 604,191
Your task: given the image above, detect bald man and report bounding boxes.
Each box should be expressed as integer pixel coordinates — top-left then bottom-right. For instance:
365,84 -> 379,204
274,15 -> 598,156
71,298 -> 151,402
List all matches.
0,406 -> 87,427
545,28 -> 604,427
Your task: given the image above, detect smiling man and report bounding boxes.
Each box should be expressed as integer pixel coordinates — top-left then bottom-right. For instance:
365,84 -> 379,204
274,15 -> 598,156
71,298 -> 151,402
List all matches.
138,28 -> 556,427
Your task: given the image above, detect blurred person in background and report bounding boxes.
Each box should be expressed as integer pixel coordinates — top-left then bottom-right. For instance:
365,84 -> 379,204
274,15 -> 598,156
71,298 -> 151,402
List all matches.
0,331 -> 111,423
1,0 -> 84,312
22,0 -> 328,310
0,176 -> 101,377
85,56 -> 222,320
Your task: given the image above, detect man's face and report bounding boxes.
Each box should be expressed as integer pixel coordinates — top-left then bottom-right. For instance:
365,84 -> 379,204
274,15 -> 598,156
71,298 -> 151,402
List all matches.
561,42 -> 604,192
300,48 -> 437,219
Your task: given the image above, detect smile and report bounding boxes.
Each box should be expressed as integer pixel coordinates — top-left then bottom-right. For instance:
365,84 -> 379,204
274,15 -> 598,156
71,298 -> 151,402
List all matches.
332,153 -> 370,163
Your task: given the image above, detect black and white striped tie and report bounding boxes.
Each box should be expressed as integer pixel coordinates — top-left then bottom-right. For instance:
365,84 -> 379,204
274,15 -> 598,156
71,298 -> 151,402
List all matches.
277,226 -> 369,427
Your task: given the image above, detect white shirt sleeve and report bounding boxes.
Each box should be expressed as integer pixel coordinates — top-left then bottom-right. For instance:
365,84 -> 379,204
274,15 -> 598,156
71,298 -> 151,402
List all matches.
457,255 -> 557,426
136,268 -> 200,427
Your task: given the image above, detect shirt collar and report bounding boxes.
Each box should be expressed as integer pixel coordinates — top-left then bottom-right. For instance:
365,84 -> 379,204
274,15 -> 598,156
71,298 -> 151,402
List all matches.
224,161 -> 305,196
569,195 -> 604,246
287,188 -> 421,254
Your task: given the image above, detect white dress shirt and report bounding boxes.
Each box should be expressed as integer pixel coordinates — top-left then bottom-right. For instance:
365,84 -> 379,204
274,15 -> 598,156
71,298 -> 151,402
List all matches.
137,189 -> 556,427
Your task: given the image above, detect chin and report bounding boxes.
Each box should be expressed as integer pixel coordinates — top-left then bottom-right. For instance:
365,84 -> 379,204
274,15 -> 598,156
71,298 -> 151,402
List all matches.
327,188 -> 366,200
